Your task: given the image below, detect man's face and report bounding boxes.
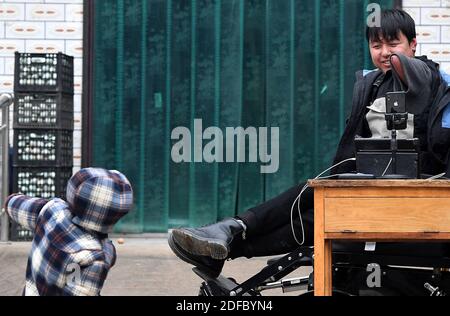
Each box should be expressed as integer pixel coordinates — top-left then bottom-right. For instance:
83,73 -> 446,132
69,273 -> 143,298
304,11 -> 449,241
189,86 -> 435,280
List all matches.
369,31 -> 417,73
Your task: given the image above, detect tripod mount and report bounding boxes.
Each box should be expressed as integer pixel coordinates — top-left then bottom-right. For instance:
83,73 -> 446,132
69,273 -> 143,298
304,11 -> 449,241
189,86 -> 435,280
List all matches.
382,91 -> 410,179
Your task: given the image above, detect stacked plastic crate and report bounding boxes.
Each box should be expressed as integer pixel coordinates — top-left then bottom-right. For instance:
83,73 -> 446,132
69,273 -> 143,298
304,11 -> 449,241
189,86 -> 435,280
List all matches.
11,52 -> 74,241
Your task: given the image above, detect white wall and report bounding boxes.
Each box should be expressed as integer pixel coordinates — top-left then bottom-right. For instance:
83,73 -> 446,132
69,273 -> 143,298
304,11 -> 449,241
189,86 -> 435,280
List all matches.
403,0 -> 450,74
0,0 -> 83,172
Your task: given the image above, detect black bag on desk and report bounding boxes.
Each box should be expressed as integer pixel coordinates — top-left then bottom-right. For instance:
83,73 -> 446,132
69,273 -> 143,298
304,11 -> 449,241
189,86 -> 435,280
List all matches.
355,138 -> 421,179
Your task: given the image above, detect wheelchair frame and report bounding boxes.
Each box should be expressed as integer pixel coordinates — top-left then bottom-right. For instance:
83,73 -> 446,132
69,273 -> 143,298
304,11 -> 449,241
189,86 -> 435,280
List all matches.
195,245 -> 450,296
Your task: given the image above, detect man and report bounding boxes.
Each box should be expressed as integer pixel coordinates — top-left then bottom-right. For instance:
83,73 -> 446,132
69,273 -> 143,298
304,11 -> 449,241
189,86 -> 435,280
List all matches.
168,9 -> 450,278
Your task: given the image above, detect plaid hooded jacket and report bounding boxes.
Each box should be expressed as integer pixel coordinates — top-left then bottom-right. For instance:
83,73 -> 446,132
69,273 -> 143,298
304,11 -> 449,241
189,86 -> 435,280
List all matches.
5,168 -> 133,296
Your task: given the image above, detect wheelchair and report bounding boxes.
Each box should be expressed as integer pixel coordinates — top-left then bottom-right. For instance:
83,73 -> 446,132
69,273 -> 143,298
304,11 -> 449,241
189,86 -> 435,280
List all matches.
192,146 -> 450,296
194,242 -> 450,296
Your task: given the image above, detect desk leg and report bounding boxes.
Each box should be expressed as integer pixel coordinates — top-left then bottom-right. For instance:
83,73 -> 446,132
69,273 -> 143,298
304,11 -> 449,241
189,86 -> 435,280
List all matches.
314,188 -> 332,296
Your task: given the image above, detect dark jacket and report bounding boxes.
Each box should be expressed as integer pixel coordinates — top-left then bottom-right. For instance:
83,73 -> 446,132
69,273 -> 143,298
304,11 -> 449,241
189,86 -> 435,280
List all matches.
332,56 -> 450,176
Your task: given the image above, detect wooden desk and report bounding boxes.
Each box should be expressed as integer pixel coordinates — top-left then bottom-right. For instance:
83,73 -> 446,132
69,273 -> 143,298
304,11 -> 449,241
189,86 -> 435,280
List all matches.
308,179 -> 450,296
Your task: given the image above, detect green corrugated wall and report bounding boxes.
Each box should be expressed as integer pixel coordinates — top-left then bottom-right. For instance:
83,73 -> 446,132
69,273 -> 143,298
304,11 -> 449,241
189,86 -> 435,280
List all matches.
92,0 -> 394,232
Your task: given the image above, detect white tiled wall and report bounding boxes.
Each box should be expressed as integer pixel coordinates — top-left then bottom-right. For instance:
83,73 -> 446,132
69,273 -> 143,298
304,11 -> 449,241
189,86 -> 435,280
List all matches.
404,0 -> 450,72
0,0 -> 83,173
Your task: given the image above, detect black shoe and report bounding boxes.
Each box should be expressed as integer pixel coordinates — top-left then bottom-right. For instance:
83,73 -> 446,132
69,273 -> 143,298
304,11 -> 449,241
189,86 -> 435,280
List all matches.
171,218 -> 244,260
168,232 -> 224,278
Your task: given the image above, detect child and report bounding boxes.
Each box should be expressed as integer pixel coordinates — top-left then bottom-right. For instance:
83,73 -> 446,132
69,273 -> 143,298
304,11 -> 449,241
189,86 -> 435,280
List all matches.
5,168 -> 133,296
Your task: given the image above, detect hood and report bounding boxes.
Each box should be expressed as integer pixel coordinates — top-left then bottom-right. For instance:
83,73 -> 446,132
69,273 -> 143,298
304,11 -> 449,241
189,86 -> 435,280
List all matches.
66,168 -> 133,234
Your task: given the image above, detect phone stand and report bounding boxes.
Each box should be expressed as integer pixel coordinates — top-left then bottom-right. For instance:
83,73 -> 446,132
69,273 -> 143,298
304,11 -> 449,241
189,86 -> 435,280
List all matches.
383,112 -> 409,179
382,90 -> 410,179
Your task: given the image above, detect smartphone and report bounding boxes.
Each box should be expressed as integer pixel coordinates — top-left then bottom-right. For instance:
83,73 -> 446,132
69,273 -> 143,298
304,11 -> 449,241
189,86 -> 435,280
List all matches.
386,91 -> 406,113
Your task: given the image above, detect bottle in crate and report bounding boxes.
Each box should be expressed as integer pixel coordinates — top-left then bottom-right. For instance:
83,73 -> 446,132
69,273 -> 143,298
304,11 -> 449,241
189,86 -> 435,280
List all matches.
10,222 -> 34,242
13,92 -> 74,130
13,167 -> 73,200
14,52 -> 74,94
10,167 -> 73,241
11,52 -> 74,242
13,129 -> 73,167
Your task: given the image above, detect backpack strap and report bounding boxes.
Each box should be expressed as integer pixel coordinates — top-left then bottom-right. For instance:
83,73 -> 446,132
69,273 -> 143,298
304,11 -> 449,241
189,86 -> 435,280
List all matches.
440,70 -> 450,86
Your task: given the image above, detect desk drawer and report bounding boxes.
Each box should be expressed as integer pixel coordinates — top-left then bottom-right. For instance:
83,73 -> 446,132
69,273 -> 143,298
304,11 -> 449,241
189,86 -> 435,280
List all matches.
324,198 -> 450,233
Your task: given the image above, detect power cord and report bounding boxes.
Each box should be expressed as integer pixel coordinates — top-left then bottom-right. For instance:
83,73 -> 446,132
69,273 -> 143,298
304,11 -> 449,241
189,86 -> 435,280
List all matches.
381,158 -> 393,177
290,157 -> 356,246
426,173 -> 446,180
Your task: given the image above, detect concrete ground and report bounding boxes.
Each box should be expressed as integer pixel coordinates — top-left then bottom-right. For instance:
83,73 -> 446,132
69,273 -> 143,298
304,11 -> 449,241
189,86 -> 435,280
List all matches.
0,234 -> 311,296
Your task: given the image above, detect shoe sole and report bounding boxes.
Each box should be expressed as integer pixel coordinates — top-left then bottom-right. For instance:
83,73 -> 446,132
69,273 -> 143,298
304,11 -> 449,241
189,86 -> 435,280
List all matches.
171,229 -> 229,260
167,233 -> 220,278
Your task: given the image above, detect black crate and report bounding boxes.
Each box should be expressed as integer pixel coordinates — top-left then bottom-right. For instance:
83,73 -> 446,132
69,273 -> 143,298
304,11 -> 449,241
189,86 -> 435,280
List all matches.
13,92 -> 74,130
12,167 -> 73,199
13,129 -> 73,167
14,52 -> 74,94
10,222 -> 33,242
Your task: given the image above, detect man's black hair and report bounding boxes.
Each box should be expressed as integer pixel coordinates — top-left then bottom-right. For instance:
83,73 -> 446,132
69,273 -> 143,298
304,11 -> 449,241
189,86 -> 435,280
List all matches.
366,9 -> 416,43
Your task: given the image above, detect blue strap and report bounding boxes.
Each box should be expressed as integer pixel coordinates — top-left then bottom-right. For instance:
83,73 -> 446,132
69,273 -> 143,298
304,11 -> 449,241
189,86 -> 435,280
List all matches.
443,104 -> 450,128
441,70 -> 450,86
363,69 -> 377,77
441,71 -> 450,128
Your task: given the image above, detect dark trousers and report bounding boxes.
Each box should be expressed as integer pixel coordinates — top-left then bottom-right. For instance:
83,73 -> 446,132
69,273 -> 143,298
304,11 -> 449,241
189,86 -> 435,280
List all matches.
234,182 -> 315,258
